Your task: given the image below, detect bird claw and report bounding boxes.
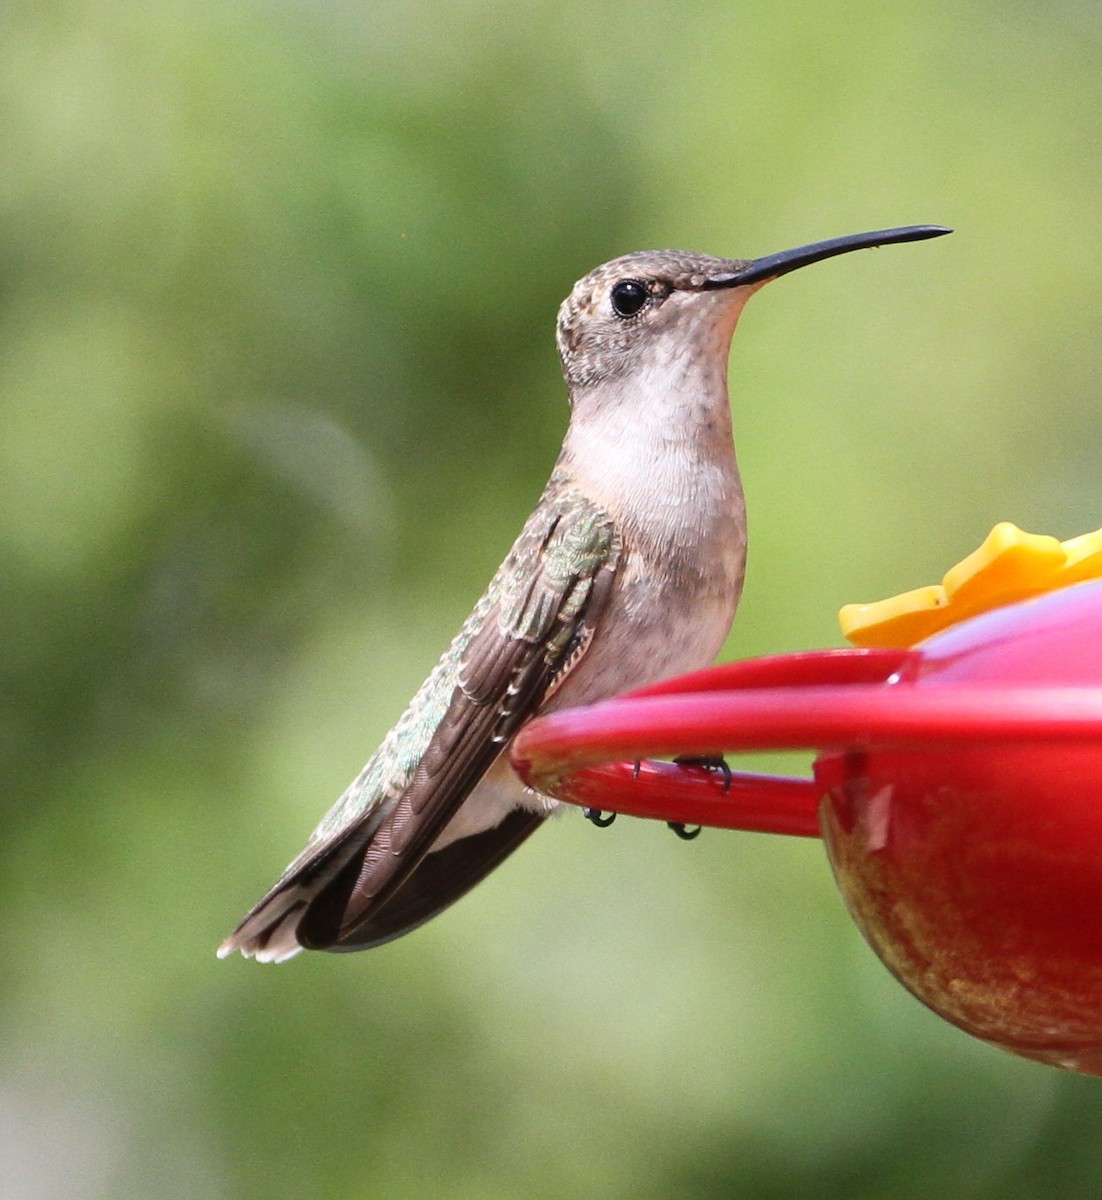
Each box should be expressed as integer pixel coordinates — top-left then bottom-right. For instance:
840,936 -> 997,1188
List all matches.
673,754 -> 733,794
585,758 -> 729,834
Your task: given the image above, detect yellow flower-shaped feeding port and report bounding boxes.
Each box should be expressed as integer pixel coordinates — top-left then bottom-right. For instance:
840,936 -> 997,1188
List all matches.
840,522 -> 1102,648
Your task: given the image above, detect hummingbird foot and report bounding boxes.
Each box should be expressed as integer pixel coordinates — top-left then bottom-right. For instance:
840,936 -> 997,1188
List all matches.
583,807 -> 617,828
666,822 -> 702,841
673,754 -> 733,793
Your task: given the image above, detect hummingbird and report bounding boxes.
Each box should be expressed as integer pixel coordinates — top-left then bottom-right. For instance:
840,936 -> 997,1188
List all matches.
219,224 -> 949,962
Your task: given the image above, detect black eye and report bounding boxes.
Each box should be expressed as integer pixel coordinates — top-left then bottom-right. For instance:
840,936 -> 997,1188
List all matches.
610,279 -> 649,318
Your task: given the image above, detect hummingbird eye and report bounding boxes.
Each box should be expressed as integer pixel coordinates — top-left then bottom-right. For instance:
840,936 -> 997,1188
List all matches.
609,279 -> 650,319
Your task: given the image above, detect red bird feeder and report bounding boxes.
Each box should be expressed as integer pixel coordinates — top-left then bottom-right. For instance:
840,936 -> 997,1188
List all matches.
512,528 -> 1102,1075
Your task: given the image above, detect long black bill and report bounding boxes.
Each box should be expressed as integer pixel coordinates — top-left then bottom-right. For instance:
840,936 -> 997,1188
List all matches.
703,224 -> 952,290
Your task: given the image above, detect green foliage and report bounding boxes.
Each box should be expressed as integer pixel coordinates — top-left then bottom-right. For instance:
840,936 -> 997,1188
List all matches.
4,2 -> 1102,1196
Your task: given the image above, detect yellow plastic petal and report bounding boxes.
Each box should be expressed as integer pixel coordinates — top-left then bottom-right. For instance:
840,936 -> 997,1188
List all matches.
839,585 -> 949,648
839,522 -> 1102,649
941,522 -> 1065,611
1057,527 -> 1102,586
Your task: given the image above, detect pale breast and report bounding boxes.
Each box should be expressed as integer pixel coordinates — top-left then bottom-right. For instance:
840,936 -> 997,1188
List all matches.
542,492 -> 747,712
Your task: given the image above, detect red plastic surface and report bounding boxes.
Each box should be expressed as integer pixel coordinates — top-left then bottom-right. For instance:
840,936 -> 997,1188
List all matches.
512,579 -> 1102,1073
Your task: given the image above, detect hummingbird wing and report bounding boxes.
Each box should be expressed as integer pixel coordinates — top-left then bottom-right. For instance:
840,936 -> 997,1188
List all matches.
300,806 -> 545,951
219,486 -> 620,960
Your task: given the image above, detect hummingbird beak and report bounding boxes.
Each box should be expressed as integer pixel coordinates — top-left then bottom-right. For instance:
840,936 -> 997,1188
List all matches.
702,225 -> 952,290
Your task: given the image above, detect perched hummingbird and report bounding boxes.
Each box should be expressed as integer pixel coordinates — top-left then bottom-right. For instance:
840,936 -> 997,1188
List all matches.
220,224 -> 949,962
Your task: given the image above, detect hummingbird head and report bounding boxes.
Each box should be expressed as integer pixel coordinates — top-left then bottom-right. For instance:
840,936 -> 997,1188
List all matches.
556,250 -> 758,393
555,226 -> 951,393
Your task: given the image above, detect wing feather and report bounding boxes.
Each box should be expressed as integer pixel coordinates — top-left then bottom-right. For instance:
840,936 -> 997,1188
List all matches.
220,483 -> 620,959
311,499 -> 621,946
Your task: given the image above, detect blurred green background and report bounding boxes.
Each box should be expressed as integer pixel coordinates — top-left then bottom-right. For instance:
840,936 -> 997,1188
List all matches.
4,1 -> 1102,1196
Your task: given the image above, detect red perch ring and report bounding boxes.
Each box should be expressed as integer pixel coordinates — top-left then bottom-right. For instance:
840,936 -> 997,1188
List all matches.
512,579 -> 1102,1073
